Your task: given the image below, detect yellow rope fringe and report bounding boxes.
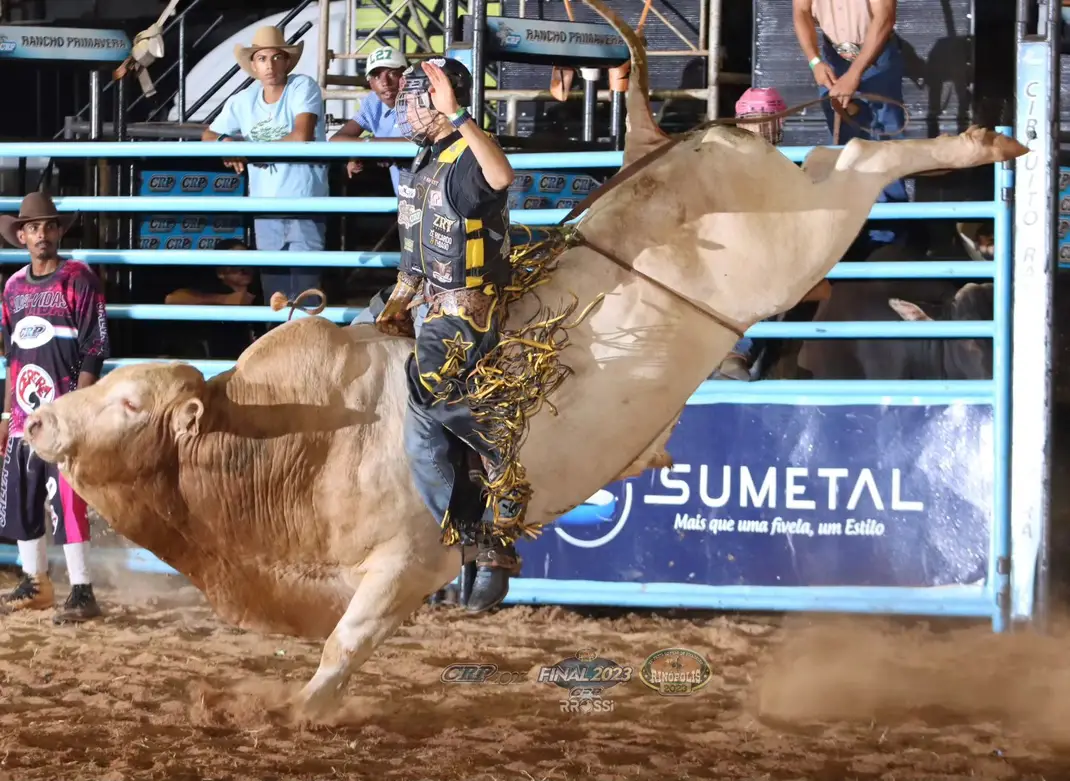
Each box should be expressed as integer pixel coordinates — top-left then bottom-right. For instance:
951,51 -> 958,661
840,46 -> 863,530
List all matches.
435,225 -> 605,545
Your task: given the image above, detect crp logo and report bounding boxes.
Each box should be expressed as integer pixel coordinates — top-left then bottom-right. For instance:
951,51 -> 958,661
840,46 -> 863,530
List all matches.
556,198 -> 579,210
538,174 -> 567,193
181,217 -> 207,233
554,483 -> 632,549
197,236 -> 220,249
165,236 -> 192,249
148,217 -> 176,233
510,173 -> 534,192
571,176 -> 598,194
522,196 -> 549,210
12,316 -> 54,350
213,175 -> 241,192
0,36 -> 16,53
181,175 -> 209,192
139,237 -> 160,249
213,218 -> 241,232
147,174 -> 175,192
15,363 -> 55,414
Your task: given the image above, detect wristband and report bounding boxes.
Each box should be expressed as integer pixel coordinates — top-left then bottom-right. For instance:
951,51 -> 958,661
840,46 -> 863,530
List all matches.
808,56 -> 821,70
217,133 -> 231,141
448,108 -> 471,128
1,412 -> 10,421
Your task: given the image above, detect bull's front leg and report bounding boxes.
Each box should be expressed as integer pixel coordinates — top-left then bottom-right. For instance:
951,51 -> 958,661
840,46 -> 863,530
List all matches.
292,554 -> 441,721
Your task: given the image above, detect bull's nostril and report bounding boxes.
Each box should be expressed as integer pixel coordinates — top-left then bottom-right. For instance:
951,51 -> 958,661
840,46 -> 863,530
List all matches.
26,419 -> 39,437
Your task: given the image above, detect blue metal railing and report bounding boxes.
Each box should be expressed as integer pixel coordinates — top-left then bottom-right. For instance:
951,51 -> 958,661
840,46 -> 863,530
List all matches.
0,131 -> 1013,630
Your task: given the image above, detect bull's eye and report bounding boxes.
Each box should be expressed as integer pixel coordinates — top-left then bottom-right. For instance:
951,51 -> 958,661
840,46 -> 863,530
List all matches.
122,398 -> 140,413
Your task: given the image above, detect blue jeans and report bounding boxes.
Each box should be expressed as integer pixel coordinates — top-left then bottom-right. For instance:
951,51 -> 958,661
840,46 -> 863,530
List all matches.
254,218 -> 326,308
819,35 -> 908,245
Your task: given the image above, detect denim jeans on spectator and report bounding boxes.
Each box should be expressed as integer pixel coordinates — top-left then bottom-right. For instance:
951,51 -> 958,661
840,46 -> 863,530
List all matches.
255,217 -> 326,308
818,34 -> 907,246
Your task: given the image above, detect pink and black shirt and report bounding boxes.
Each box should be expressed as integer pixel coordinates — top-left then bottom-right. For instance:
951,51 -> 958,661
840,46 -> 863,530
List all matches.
1,261 -> 110,437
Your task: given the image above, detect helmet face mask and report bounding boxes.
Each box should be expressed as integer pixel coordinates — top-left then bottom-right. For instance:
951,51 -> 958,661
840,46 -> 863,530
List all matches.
396,84 -> 440,146
395,59 -> 473,146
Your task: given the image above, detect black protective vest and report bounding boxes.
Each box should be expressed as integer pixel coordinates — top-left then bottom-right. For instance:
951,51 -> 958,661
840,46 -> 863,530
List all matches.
397,135 -> 511,292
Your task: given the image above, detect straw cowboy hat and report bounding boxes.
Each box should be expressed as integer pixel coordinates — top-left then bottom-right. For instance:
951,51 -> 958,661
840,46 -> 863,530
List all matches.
0,191 -> 77,248
234,26 -> 304,79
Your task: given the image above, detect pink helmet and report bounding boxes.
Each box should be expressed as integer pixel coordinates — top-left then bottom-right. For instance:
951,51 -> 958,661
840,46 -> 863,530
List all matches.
735,87 -> 787,118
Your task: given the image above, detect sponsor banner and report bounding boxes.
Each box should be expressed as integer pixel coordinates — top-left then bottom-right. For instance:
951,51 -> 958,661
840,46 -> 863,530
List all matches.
0,26 -> 130,62
479,16 -> 628,66
523,403 -> 993,588
137,171 -> 245,250
507,171 -> 601,212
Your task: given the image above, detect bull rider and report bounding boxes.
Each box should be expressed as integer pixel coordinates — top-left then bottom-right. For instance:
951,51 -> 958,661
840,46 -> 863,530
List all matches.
373,58 -> 520,613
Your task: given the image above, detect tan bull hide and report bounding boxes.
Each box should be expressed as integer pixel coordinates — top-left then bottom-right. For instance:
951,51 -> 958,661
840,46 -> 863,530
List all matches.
23,0 -> 1026,721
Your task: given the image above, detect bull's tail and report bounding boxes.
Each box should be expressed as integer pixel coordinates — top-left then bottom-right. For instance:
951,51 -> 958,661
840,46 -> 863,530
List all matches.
269,289 -> 328,321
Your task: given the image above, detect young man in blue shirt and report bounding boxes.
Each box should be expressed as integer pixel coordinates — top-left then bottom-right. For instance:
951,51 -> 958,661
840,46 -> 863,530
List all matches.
202,26 -> 328,307
329,45 -> 409,196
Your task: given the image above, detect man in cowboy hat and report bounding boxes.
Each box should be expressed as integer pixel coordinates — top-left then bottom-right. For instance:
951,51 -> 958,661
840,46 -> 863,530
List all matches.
330,45 -> 410,196
202,25 -> 328,308
0,191 -> 111,624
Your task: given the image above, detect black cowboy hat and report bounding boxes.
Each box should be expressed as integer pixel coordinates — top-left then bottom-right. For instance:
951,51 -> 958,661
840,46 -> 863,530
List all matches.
0,191 -> 78,248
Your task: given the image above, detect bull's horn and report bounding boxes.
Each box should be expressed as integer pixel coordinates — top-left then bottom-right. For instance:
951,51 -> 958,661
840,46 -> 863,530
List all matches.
578,0 -> 671,167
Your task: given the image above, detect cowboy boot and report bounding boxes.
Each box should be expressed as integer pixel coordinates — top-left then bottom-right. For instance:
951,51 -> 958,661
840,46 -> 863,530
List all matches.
467,532 -> 522,614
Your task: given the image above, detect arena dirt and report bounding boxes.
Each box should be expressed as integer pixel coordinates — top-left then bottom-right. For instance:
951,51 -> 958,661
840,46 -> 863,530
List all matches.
2,566 -> 1070,781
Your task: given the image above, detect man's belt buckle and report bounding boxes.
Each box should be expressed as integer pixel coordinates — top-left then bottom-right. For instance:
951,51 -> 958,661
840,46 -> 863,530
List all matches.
835,41 -> 861,61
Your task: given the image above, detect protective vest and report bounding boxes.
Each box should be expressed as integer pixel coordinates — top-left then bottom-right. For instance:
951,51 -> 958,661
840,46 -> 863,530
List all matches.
397,136 -> 511,292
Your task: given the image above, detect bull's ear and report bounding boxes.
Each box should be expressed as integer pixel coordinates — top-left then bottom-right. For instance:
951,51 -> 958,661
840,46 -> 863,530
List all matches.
172,397 -> 204,439
888,298 -> 932,322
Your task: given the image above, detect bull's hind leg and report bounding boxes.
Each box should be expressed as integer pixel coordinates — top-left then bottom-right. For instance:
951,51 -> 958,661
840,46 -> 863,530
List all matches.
292,552 -> 450,720
832,127 -> 1027,185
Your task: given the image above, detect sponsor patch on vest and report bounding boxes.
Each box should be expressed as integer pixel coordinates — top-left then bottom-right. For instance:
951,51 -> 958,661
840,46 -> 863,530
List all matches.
431,260 -> 453,284
432,214 -> 457,232
404,238 -> 414,251
429,230 -> 454,252
429,191 -> 443,208
398,202 -> 422,228
398,184 -> 417,199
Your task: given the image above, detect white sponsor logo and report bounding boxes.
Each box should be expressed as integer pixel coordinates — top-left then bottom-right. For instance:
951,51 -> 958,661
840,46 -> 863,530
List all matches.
398,202 -> 422,228
12,316 -> 54,350
429,191 -> 443,208
398,184 -> 417,199
432,213 -> 456,232
15,363 -> 55,414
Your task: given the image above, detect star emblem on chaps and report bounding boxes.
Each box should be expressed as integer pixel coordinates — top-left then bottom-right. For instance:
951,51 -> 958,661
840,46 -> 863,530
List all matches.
439,332 -> 474,379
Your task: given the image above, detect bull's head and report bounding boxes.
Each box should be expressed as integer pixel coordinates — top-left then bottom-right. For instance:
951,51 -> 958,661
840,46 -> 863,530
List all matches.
24,361 -> 207,490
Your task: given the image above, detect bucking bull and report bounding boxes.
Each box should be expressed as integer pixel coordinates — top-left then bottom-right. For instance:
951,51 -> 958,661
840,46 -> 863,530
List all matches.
22,0 -> 1026,719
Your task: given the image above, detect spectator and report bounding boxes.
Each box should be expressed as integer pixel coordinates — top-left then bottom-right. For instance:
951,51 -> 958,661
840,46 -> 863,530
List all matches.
164,238 -> 261,358
0,191 -> 110,624
792,0 -> 906,247
330,45 -> 409,195
202,26 -> 327,308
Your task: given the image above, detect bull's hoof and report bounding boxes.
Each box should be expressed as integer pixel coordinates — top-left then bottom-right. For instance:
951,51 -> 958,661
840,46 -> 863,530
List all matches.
291,683 -> 342,724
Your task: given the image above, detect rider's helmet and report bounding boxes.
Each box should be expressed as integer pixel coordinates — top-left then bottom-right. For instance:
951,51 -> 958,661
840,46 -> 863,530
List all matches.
734,86 -> 787,145
396,57 -> 474,146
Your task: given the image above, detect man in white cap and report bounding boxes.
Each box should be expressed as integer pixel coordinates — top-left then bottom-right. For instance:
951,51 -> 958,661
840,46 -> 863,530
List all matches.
330,45 -> 409,196
201,25 -> 328,308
